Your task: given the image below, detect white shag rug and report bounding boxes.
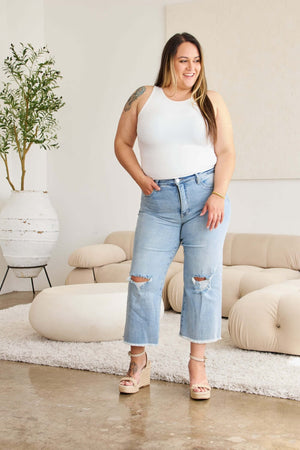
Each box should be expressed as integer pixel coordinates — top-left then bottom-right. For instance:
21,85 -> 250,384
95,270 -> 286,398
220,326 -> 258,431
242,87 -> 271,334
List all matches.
0,304 -> 299,401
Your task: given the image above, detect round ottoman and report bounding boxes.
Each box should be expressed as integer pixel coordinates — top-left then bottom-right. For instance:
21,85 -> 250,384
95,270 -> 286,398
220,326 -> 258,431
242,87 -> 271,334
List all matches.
228,279 -> 300,356
29,283 -> 164,342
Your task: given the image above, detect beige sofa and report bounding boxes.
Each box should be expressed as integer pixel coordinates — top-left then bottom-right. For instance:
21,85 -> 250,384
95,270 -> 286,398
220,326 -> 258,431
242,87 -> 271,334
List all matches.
66,231 -> 300,355
66,231 -> 300,314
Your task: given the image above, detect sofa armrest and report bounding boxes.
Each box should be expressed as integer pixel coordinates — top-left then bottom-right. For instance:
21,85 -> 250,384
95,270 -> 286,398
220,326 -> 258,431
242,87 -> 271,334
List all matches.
68,244 -> 127,268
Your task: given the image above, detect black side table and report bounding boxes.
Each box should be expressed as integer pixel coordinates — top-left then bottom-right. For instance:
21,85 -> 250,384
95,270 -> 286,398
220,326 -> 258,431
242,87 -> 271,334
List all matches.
0,265 -> 52,296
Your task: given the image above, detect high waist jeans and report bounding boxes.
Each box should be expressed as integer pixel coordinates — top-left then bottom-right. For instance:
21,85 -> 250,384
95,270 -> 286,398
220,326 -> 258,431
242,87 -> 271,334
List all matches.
123,167 -> 231,346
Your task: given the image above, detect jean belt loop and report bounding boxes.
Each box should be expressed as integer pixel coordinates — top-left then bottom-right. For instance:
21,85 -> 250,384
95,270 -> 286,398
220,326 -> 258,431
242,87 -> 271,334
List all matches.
195,173 -> 200,184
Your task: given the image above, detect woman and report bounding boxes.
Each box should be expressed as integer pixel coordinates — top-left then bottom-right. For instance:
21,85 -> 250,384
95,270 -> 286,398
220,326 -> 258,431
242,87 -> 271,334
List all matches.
114,32 -> 235,400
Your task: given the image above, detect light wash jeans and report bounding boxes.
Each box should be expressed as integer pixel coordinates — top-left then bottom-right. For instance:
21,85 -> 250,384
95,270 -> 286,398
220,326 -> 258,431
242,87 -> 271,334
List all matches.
123,167 -> 231,346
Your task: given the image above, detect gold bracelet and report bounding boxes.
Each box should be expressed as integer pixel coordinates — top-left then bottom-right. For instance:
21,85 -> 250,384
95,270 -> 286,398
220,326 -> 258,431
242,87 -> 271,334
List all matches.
212,191 -> 226,199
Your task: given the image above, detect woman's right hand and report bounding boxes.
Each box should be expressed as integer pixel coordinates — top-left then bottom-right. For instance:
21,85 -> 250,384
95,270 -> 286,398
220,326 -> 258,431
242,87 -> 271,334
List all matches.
138,174 -> 160,196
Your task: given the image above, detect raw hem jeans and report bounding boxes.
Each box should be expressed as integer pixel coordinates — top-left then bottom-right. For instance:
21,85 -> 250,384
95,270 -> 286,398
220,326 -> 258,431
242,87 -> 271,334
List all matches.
123,168 -> 231,346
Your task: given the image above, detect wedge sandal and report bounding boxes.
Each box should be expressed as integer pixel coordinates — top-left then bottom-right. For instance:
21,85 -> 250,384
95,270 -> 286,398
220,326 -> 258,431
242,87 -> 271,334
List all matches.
119,350 -> 151,394
189,354 -> 211,400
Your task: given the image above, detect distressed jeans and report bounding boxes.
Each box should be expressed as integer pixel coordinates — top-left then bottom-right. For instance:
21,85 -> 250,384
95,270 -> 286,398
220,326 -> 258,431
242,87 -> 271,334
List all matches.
123,167 -> 231,346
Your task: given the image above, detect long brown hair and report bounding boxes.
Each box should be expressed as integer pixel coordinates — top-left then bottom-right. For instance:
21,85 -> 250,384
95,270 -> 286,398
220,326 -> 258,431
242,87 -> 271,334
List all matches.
155,32 -> 217,145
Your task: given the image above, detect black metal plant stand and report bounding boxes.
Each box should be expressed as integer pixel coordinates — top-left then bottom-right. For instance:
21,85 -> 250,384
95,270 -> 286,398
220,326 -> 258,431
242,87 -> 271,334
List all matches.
0,264 -> 52,296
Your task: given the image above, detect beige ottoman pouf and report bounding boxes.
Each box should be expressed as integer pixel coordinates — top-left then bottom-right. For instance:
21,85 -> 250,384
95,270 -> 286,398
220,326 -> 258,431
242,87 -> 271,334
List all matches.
29,282 -> 164,342
228,279 -> 300,356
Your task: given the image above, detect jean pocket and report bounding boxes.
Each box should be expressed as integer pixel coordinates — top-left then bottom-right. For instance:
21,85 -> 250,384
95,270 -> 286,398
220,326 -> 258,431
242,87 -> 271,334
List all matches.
143,190 -> 155,197
198,171 -> 214,189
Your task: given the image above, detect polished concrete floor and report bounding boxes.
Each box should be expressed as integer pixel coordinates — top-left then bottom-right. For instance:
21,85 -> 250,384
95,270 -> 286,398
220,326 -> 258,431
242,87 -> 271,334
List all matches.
0,292 -> 299,450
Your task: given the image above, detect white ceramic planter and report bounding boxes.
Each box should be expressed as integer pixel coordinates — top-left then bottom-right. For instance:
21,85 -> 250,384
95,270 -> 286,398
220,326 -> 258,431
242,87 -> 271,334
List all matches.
0,190 -> 59,278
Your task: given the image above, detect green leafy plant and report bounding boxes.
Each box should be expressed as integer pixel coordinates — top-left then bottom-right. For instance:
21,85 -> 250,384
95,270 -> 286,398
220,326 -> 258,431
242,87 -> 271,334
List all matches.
0,43 -> 65,190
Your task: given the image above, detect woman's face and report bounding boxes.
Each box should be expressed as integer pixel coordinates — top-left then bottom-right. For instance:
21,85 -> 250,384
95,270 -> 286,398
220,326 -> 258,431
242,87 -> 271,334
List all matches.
173,42 -> 201,90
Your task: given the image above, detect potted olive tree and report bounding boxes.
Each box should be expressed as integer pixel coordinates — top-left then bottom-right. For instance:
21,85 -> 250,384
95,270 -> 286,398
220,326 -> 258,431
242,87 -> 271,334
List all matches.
0,43 -> 65,281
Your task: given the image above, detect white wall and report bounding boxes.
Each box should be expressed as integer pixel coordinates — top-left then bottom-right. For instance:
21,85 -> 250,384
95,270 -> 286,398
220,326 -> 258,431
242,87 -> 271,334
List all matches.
228,180 -> 300,235
167,0 -> 300,179
0,0 -> 299,293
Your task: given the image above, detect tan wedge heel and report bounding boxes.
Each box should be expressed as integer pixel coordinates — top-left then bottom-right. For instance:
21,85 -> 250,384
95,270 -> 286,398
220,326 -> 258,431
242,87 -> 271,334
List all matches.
119,350 -> 151,394
189,354 -> 211,400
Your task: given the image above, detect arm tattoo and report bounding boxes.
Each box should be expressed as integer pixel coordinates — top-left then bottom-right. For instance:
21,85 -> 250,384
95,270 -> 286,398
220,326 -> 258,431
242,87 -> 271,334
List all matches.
124,86 -> 146,112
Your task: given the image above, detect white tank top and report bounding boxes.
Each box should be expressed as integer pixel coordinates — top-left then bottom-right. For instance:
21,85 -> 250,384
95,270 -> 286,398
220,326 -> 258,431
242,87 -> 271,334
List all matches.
137,86 -> 217,179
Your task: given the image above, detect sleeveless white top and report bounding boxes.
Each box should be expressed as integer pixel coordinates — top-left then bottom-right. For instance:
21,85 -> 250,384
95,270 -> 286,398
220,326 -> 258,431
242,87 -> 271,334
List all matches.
137,86 -> 217,180
137,86 -> 217,179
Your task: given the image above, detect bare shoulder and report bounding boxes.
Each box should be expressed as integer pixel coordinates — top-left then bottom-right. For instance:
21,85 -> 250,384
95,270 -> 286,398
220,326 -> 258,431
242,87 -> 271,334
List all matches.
137,85 -> 154,115
206,90 -> 228,119
123,85 -> 154,114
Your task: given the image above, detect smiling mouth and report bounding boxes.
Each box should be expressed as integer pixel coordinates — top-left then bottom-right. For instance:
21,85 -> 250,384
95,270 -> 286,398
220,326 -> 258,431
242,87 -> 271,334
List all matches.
183,73 -> 195,77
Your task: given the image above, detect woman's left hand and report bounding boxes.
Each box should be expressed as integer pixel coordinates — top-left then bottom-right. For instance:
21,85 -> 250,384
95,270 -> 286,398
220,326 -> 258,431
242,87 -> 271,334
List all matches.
200,194 -> 225,230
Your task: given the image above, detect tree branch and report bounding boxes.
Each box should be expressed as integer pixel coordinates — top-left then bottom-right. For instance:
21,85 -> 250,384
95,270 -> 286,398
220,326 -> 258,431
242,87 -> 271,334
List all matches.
0,153 -> 15,190
13,124 -> 22,158
23,96 -> 29,154
21,126 -> 38,190
24,126 -> 38,156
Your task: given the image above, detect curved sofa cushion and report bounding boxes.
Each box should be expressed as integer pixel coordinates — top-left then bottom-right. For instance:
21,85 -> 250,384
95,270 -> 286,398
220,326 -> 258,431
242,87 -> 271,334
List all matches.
95,261 -> 131,283
223,233 -> 300,270
162,262 -> 183,310
228,279 -> 300,355
65,268 -> 95,285
68,244 -> 126,268
173,245 -> 184,263
65,263 -> 131,286
104,231 -> 135,260
222,265 -> 300,317
167,270 -> 183,312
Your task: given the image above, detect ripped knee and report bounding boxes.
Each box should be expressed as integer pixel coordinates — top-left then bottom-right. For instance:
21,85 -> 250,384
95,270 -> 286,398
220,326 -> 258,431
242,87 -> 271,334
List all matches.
128,274 -> 152,289
131,276 -> 150,282
192,275 -> 211,292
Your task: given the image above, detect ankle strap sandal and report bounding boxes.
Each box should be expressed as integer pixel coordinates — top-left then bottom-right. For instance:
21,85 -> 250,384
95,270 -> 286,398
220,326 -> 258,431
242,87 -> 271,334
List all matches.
119,350 -> 151,395
189,354 -> 211,400
128,350 -> 146,357
190,354 -> 207,362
